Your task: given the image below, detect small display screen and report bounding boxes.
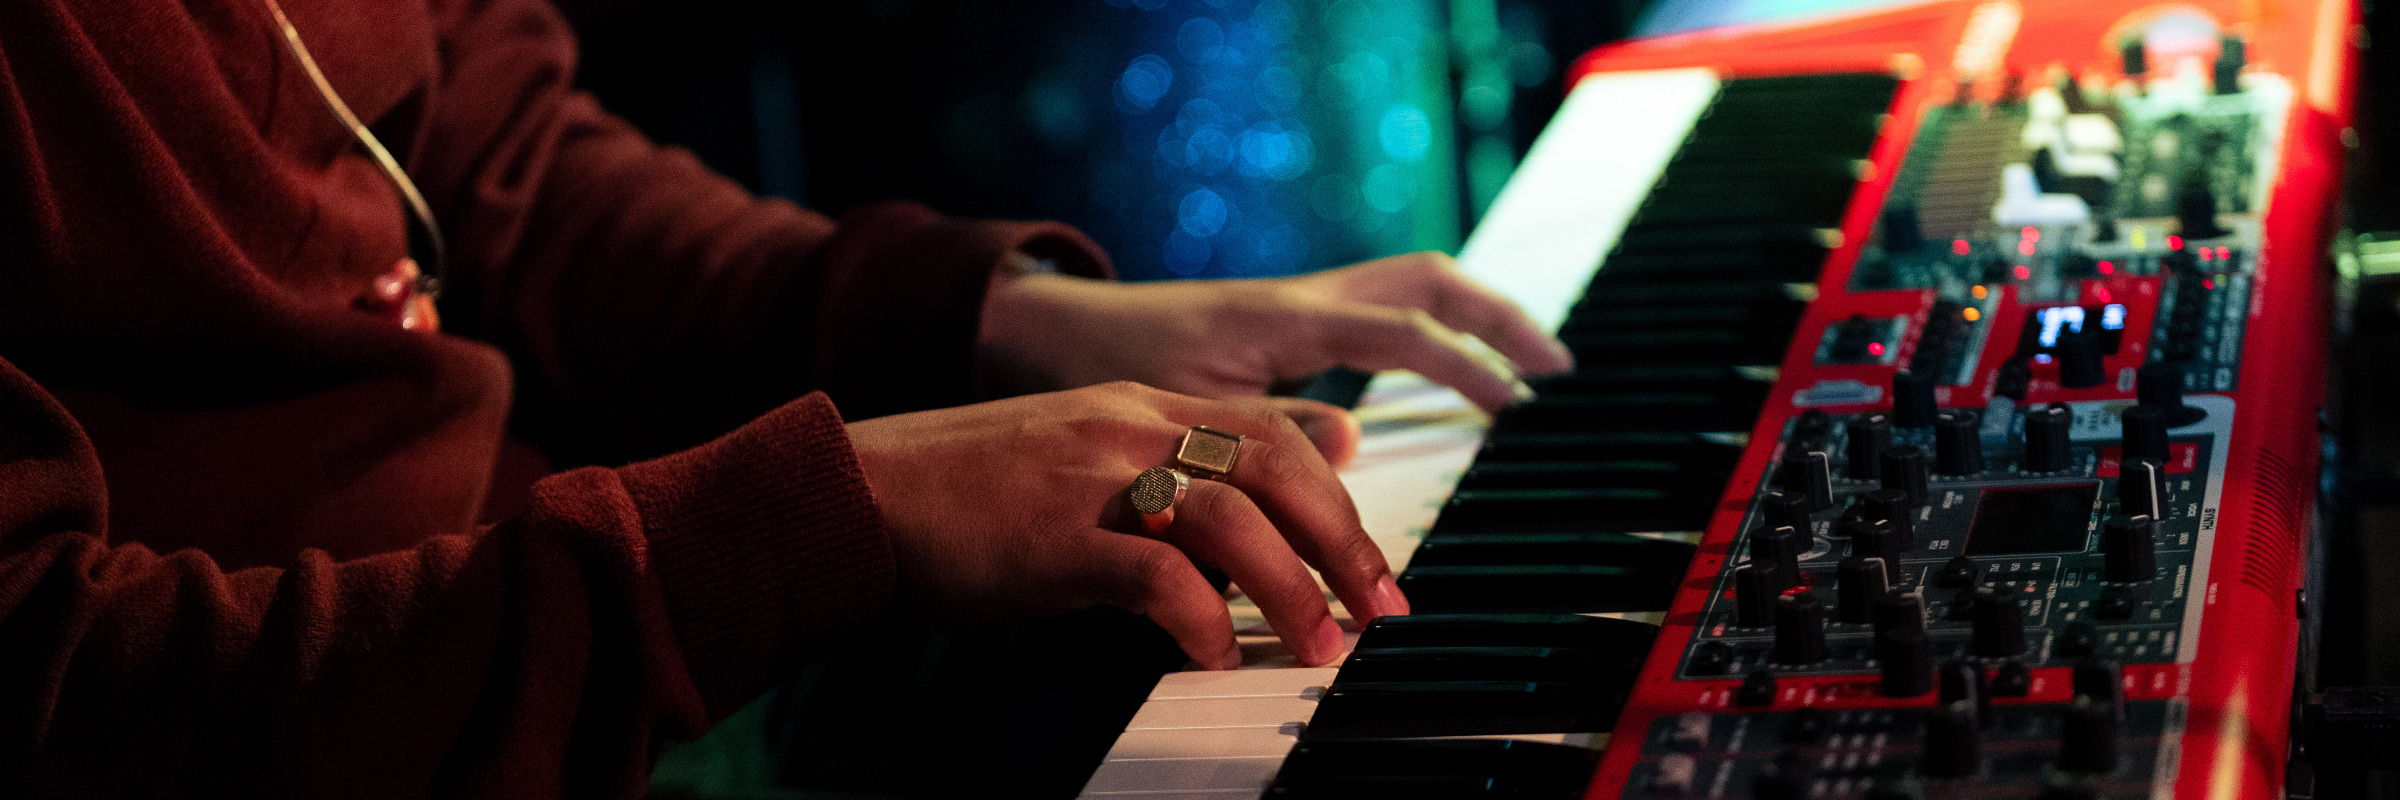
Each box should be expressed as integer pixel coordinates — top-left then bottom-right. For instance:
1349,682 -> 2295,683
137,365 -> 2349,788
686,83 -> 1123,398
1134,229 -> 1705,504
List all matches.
1965,484 -> 2100,556
2036,306 -> 2086,347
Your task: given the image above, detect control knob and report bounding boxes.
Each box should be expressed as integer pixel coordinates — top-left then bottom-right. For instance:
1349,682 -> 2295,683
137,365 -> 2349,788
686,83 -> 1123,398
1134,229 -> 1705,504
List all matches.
2058,695 -> 2121,774
1877,626 -> 1933,697
1970,588 -> 2026,657
2057,326 -> 2107,389
2022,403 -> 2074,472
1773,593 -> 1829,664
1837,554 -> 1889,624
1920,700 -> 1982,778
2103,515 -> 2158,583
2121,405 -> 2171,463
1934,411 -> 1985,475
1881,446 -> 1932,507
1846,413 -> 1892,480
1893,369 -> 1939,428
1780,451 -> 1836,513
2138,360 -> 2206,425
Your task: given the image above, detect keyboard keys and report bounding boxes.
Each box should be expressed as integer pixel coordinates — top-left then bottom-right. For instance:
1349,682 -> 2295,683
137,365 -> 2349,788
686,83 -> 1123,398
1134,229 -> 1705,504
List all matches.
1264,739 -> 1600,799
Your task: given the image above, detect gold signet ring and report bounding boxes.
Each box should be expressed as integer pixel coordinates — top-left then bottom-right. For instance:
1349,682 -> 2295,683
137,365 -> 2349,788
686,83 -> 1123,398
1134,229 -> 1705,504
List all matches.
1175,425 -> 1244,480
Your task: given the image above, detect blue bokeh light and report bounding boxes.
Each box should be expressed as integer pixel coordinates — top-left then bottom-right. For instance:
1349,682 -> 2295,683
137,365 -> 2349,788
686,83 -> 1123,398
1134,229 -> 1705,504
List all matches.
1178,187 -> 1231,237
1378,104 -> 1431,161
1115,55 -> 1175,112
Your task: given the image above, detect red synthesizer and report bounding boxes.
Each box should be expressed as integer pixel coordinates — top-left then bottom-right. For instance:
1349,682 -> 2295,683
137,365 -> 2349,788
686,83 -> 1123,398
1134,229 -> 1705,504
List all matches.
1078,2 -> 2359,798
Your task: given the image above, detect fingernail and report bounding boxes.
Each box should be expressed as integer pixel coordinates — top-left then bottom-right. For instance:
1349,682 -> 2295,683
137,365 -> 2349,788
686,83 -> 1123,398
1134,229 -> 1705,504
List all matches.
1510,380 -> 1537,404
1219,640 -> 1245,671
1372,574 -> 1411,620
1308,616 -> 1345,667
1546,337 -> 1575,368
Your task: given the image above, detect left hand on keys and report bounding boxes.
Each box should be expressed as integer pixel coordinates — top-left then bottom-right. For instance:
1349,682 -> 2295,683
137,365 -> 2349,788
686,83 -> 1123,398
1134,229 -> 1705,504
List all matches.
977,251 -> 1575,465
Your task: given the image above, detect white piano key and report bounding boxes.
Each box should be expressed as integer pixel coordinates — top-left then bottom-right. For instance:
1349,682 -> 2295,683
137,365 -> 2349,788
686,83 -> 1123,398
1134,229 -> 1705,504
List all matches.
1455,67 -> 1720,334
1079,756 -> 1286,795
1102,726 -> 1306,761
1124,696 -> 1321,731
1145,667 -> 1337,701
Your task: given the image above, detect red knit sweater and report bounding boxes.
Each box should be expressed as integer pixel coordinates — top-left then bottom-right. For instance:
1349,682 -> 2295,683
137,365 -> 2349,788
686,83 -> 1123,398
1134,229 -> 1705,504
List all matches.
0,0 -> 1108,796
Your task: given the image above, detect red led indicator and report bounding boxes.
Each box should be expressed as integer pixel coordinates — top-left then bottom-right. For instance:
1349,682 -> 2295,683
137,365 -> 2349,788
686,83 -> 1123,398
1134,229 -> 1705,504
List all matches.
1868,342 -> 1886,356
2013,264 -> 2032,280
2019,241 -> 2037,255
2021,226 -> 2041,242
2199,248 -> 2213,260
2216,246 -> 2231,260
2098,260 -> 2116,274
2168,235 -> 2184,250
2203,278 -> 2217,290
1952,239 -> 1971,255
2094,286 -> 2113,303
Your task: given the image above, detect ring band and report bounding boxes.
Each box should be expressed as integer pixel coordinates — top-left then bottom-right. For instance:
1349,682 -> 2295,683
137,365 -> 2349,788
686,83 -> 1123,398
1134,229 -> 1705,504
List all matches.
1128,466 -> 1188,534
1176,425 -> 1244,480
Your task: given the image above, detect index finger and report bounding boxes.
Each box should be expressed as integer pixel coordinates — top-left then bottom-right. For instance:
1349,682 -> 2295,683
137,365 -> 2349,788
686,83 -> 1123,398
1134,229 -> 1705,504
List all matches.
1325,253 -> 1573,377
1156,395 -> 1410,625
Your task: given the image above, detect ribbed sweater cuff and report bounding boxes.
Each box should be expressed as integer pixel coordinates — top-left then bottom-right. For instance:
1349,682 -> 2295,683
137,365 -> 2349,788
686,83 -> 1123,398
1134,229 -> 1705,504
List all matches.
616,392 -> 894,718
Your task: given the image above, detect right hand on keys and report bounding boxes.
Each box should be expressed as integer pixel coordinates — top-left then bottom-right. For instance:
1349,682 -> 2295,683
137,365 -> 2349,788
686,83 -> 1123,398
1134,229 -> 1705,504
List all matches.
847,381 -> 1410,669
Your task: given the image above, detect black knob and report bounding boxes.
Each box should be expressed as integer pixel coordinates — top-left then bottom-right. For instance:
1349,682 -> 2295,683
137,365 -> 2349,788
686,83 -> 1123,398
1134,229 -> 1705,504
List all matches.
2074,660 -> 2124,714
1735,564 -> 1782,627
2023,403 -> 2074,472
2104,515 -> 2159,582
1993,357 -> 2033,402
1761,491 -> 1810,529
1938,555 -> 1979,589
1971,588 -> 2026,657
1751,525 -> 1806,583
1990,659 -> 2032,697
1737,669 -> 1778,707
2121,405 -> 2171,462
1934,411 -> 1985,475
2120,457 -> 2166,520
1838,555 -> 1890,624
1921,700 -> 1982,778
2177,172 -> 2229,239
1882,446 -> 1931,507
1873,590 -> 1926,637
1858,488 -> 1917,551
2057,622 -> 2099,658
1847,413 -> 1893,480
2138,361 -> 2207,425
2059,695 -> 2121,773
1774,593 -> 1829,664
1893,370 -> 1939,428
1792,409 -> 1832,453
1780,451 -> 1836,513
1690,641 -> 1735,676
1877,627 -> 1934,697
2057,326 -> 2107,388
1939,660 -> 1992,727
1843,516 -> 1897,567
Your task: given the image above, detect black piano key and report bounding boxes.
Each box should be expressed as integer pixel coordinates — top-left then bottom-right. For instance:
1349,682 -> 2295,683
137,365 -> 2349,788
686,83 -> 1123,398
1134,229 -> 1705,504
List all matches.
1472,431 -> 1744,468
1595,245 -> 1829,285
1266,739 -> 1599,800
1432,488 -> 1711,533
1610,222 -> 1838,254
1352,613 -> 1659,653
1306,680 -> 1627,739
1332,645 -> 1642,685
1407,532 -> 1695,572
1522,364 -> 1774,395
1562,328 -> 1793,366
1398,564 -> 1683,614
1566,280 -> 1803,309
1493,391 -> 1769,434
1555,301 -> 1791,331
1455,460 -> 1732,492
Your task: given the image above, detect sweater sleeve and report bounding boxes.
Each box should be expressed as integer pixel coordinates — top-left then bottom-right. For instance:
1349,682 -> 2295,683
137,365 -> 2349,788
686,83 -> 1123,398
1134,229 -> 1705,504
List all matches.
0,358 -> 894,798
411,0 -> 1111,466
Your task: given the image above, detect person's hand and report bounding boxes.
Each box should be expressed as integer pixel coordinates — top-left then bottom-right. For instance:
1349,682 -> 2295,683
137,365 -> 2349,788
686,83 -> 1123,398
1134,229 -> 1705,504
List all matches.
977,252 -> 1574,421
846,382 -> 1409,669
